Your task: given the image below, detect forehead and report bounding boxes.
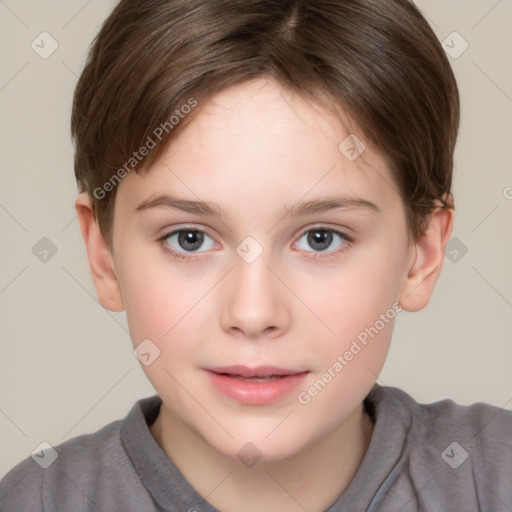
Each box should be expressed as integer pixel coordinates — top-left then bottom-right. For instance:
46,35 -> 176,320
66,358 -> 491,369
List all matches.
117,78 -> 400,214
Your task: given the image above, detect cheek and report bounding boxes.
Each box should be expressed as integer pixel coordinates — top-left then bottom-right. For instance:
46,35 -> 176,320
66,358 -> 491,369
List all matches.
297,238 -> 405,382
311,245 -> 404,332
122,277 -> 173,344
120,263 -> 208,397
296,280 -> 397,416
118,251 -> 202,349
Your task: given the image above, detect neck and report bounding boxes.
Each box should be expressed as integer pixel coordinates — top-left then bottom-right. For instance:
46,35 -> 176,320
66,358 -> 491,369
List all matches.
150,402 -> 374,512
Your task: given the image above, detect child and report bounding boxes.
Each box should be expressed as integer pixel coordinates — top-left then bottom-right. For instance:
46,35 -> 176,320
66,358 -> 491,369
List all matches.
1,0 -> 511,510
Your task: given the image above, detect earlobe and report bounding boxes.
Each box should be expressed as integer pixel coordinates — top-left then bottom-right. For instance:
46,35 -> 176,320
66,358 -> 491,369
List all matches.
75,193 -> 125,312
398,202 -> 454,312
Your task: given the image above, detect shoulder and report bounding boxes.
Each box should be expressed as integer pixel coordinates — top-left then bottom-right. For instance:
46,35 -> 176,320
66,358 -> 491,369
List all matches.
371,384 -> 512,436
399,386 -> 510,447
374,385 -> 512,457
418,389 -> 512,479
0,418 -> 124,511
0,395 -> 164,512
368,385 -> 512,510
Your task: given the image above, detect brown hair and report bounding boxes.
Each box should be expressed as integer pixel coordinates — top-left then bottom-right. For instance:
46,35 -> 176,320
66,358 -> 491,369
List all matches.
71,0 -> 459,247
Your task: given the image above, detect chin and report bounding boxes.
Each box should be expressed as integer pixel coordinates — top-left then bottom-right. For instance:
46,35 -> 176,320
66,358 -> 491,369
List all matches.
199,422 -> 314,464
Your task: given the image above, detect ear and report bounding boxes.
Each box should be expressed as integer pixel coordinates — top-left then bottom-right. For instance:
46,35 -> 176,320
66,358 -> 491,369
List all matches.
398,200 -> 454,312
75,193 -> 124,312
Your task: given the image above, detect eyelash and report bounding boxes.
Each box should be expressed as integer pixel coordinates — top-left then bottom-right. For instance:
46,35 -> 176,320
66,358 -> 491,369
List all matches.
158,226 -> 354,262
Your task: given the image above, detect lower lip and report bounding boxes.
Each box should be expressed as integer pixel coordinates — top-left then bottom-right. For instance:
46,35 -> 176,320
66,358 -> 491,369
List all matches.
206,371 -> 309,405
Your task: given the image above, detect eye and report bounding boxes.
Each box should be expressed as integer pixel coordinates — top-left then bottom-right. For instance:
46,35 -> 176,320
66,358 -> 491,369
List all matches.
295,227 -> 352,259
159,228 -> 217,260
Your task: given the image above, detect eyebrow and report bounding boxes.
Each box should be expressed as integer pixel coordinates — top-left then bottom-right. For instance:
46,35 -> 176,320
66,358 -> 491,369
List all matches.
135,193 -> 380,217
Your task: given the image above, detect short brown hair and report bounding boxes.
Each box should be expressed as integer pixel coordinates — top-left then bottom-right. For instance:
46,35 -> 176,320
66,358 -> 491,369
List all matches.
71,0 -> 460,247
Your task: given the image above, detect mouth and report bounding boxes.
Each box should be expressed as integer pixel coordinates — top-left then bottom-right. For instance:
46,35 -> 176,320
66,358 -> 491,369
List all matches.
224,375 -> 285,382
207,365 -> 306,378
204,365 -> 309,405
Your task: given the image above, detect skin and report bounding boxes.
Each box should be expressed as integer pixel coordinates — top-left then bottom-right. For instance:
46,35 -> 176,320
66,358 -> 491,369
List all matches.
76,77 -> 453,512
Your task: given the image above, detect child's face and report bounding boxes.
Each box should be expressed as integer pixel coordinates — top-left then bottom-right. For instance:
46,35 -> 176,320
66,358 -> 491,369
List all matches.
109,78 -> 415,459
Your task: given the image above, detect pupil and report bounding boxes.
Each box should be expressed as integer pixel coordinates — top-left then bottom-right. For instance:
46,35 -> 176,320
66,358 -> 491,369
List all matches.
179,230 -> 203,251
309,230 -> 331,251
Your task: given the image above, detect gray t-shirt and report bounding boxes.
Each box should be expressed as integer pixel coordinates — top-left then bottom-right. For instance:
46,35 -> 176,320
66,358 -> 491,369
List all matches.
1,384 -> 511,511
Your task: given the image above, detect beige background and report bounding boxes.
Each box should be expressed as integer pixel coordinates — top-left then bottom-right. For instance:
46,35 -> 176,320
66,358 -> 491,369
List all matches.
1,0 -> 511,478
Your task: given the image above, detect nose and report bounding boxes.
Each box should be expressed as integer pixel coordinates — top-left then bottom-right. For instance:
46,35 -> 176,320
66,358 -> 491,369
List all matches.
219,252 -> 291,340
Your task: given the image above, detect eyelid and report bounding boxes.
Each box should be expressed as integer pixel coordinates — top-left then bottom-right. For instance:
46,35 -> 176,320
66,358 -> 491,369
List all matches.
293,222 -> 354,245
158,224 -> 214,239
158,224 -> 354,261
297,222 -> 354,237
293,225 -> 353,257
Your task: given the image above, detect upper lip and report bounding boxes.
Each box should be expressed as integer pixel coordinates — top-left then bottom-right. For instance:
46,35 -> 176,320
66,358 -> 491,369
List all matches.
206,365 -> 307,378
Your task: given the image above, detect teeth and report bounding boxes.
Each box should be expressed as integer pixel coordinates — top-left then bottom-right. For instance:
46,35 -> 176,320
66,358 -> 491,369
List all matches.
230,374 -> 282,382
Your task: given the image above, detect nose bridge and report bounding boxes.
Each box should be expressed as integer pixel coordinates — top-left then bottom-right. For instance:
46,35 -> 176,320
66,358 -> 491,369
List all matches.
220,244 -> 289,337
235,248 -> 274,296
